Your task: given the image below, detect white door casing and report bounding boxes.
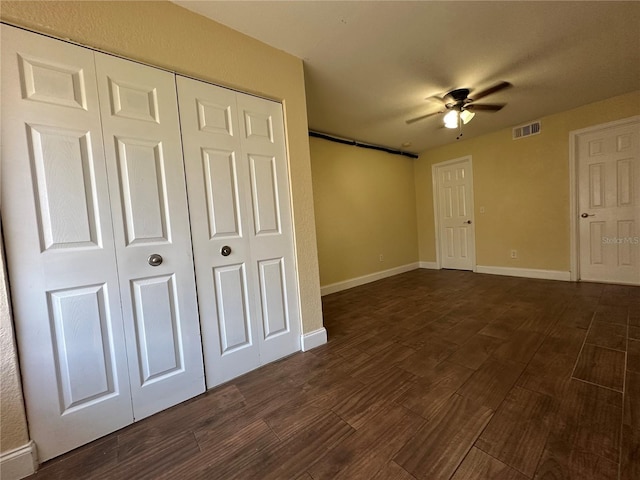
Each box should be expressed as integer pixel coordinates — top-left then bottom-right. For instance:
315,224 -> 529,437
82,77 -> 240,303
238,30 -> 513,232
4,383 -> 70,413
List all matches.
94,53 -> 205,418
1,25 -> 134,461
433,157 -> 476,270
575,119 -> 640,285
177,76 -> 301,388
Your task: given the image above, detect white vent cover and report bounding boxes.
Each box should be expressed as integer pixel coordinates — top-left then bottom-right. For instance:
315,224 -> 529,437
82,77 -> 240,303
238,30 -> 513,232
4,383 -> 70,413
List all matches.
513,121 -> 541,139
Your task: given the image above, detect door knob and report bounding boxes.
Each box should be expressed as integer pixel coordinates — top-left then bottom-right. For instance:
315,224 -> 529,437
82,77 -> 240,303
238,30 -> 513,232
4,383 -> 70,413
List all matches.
464,220 -> 472,224
221,245 -> 232,257
147,254 -> 163,266
581,213 -> 595,218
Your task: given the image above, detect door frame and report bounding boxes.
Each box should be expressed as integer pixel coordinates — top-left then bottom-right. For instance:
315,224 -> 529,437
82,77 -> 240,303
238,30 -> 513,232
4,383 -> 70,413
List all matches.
568,115 -> 640,282
432,155 -> 477,271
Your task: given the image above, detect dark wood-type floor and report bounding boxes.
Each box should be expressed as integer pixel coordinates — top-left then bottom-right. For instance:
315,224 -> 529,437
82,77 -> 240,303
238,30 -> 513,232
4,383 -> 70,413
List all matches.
29,270 -> 639,479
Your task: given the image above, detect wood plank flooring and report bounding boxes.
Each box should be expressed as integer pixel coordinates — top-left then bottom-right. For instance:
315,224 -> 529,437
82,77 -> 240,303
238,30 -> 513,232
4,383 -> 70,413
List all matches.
28,269 -> 639,479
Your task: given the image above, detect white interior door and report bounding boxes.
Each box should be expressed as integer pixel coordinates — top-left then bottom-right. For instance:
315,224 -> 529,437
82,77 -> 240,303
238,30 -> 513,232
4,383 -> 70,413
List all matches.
177,76 -> 300,388
95,53 -> 205,418
0,25 -> 133,461
434,157 -> 476,270
578,120 -> 640,284
236,93 -> 301,364
177,76 -> 260,386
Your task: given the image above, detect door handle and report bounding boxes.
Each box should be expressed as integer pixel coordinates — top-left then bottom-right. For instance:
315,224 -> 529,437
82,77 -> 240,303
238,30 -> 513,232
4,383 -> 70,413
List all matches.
221,245 -> 232,257
581,213 -> 596,218
148,254 -> 163,266
464,220 -> 472,224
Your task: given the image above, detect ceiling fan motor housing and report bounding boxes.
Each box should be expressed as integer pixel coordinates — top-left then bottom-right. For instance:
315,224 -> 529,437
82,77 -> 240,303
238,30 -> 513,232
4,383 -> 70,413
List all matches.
445,88 -> 472,110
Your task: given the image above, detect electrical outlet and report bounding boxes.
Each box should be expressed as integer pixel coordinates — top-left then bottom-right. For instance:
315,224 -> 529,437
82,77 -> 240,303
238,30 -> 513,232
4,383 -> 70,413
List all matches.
379,254 -> 384,262
480,206 -> 486,214
510,250 -> 518,259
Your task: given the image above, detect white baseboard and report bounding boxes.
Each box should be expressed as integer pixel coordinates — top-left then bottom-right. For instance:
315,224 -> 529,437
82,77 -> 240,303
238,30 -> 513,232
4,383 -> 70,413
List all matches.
419,261 -> 439,269
0,441 -> 37,480
320,262 -> 420,296
301,328 -> 327,351
476,265 -> 571,282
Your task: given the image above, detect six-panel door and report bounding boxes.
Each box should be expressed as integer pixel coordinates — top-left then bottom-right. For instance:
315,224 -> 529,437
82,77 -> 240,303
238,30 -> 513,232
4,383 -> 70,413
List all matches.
177,76 -> 301,388
437,159 -> 475,270
94,53 -> 205,419
0,25 -> 134,461
177,76 -> 260,386
237,93 -> 301,364
578,121 -> 640,284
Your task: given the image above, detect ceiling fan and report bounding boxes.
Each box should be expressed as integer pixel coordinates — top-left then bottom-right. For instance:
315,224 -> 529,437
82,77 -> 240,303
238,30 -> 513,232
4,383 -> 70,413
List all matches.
406,81 -> 512,130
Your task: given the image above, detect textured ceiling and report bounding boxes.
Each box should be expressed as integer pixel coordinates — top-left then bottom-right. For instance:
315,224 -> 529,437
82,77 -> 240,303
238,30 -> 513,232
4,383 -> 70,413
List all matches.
174,1 -> 640,153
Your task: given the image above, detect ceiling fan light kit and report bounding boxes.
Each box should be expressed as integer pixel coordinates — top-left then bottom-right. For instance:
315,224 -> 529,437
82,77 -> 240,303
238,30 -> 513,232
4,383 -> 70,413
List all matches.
406,81 -> 512,138
460,109 -> 475,124
444,110 -> 459,129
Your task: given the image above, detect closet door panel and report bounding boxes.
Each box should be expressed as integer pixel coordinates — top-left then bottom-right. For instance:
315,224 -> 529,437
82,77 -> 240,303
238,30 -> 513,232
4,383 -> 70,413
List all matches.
177,76 -> 261,387
0,25 -> 133,461
214,263 -> 253,351
115,137 -> 170,245
202,148 -> 242,238
237,94 -> 301,363
95,53 -> 204,419
258,258 -> 289,338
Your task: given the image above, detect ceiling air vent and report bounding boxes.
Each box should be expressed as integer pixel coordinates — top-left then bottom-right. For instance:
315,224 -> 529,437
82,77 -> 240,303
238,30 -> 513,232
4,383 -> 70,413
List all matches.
513,121 -> 541,140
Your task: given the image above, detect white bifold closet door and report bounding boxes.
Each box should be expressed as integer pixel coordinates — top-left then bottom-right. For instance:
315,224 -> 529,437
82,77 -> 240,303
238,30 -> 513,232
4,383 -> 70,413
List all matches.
1,25 -> 134,463
0,25 -> 204,461
177,76 -> 301,387
93,53 -> 205,419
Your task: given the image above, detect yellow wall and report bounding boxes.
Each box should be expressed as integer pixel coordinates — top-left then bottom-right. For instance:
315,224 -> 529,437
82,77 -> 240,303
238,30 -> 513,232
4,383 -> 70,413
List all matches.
310,137 -> 419,286
0,0 -> 322,457
415,90 -> 640,270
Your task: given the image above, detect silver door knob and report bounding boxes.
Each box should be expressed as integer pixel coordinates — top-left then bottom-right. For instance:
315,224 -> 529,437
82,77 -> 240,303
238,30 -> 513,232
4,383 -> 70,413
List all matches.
221,246 -> 232,257
581,213 -> 595,218
148,254 -> 163,266
464,220 -> 472,224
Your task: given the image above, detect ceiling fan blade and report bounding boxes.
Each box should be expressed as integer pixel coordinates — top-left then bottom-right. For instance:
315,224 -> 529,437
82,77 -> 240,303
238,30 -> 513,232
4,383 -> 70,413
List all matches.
406,111 -> 443,124
470,81 -> 512,102
465,103 -> 504,112
426,94 -> 446,104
